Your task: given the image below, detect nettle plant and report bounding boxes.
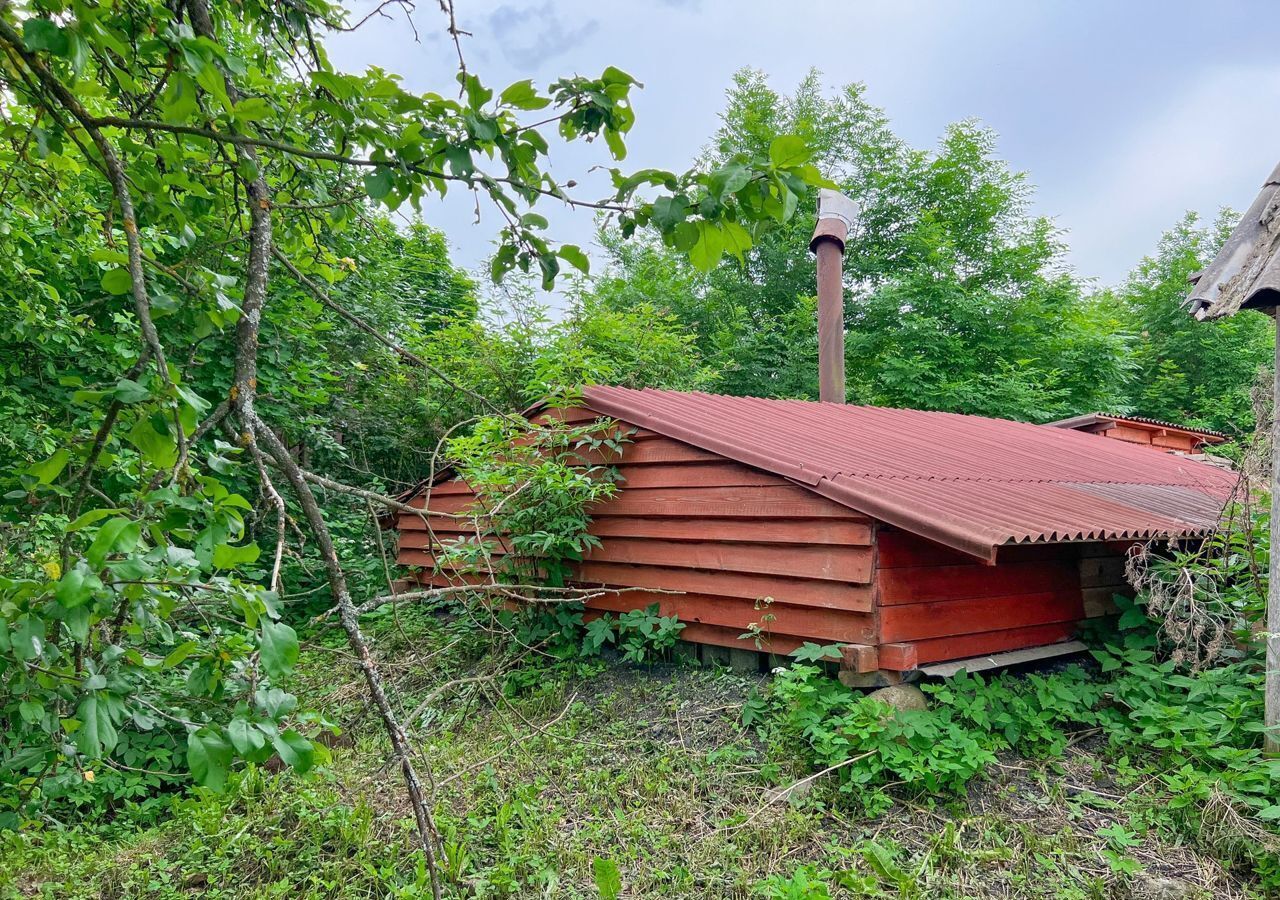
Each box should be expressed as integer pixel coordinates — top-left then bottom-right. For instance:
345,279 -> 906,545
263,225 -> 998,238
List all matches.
583,604 -> 685,664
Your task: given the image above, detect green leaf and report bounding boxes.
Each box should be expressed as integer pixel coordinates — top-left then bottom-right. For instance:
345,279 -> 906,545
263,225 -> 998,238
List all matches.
557,244 -> 590,274
75,693 -> 119,759
499,79 -> 550,110
604,128 -> 627,161
592,857 -> 622,900
1118,604 -> 1148,631
259,620 -> 299,679
271,729 -> 314,773
720,220 -> 753,262
27,449 -> 71,485
176,384 -> 211,415
56,564 -> 102,609
363,168 -> 394,201
60,604 -> 92,642
18,700 -> 45,725
187,729 -> 233,791
212,541 -> 260,570
255,687 -> 297,718
709,163 -> 751,198
101,268 -> 133,296
112,378 -> 150,403
161,73 -> 200,122
11,615 -> 44,662
162,641 -> 199,669
768,134 -> 811,168
128,416 -> 178,469
23,19 -> 69,56
228,716 -> 267,756
86,517 -> 141,569
688,222 -> 724,273
231,97 -> 272,122
650,196 -> 687,232
601,66 -> 636,87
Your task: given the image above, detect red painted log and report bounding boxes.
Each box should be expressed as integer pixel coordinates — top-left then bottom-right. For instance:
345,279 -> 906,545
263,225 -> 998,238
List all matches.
575,562 -> 874,611
878,590 -> 1084,642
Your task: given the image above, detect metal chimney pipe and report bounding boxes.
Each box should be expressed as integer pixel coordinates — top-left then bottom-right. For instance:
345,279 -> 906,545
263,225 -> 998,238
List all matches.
810,188 -> 858,404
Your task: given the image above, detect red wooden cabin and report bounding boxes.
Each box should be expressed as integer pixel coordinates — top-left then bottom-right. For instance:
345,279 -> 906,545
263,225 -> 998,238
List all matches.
1046,412 -> 1227,455
394,387 -> 1237,684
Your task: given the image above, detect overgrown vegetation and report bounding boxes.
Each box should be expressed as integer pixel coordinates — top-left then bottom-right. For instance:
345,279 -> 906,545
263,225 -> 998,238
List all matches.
5,592 -> 1279,899
1,0 -> 1278,894
747,598 -> 1280,890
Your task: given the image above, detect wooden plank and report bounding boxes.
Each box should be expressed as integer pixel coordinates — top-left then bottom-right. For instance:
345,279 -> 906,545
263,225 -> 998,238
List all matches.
577,439 -> 722,466
398,532 -> 509,552
588,516 -> 871,546
583,538 -> 872,583
592,485 -> 858,519
576,562 -> 874,611
879,622 -> 1079,670
406,571 -> 488,588
1078,541 -> 1136,558
1108,424 -> 1153,445
1152,433 -> 1196,451
398,549 -> 514,572
878,590 -> 1084,643
876,531 -> 980,569
1082,586 -> 1127,618
878,642 -> 918,670
877,560 -> 1079,605
406,492 -> 487,514
398,513 -> 487,533
612,462 -> 781,489
878,531 -> 1078,569
919,641 -> 1089,677
424,479 -> 475,497
532,406 -> 611,425
839,643 -> 879,674
586,591 -> 875,644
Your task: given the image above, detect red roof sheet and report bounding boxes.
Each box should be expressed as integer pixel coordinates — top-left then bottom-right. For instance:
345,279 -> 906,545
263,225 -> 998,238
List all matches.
579,386 -> 1239,562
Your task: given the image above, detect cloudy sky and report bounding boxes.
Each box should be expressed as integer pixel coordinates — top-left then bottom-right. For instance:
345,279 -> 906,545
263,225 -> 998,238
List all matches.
328,1 -> 1280,295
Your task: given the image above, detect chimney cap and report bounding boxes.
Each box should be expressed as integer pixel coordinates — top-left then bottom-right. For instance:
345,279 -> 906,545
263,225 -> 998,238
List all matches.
810,188 -> 858,253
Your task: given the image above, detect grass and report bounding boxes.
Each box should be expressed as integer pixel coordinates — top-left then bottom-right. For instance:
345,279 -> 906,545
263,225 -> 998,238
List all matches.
1,607 -> 1271,899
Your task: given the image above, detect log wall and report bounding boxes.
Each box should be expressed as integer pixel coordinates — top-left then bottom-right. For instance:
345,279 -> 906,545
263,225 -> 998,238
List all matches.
872,529 -> 1132,670
395,414 -> 875,657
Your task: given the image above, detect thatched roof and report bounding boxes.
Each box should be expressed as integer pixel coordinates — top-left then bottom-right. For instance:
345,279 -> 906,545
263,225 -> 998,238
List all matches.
1187,160 -> 1280,319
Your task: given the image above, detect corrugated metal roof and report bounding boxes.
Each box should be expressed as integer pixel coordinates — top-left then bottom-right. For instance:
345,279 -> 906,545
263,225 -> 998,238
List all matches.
579,386 -> 1239,562
1187,159 -> 1280,319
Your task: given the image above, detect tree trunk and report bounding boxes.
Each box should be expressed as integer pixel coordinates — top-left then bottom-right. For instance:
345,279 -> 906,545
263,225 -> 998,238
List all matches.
1268,313 -> 1280,755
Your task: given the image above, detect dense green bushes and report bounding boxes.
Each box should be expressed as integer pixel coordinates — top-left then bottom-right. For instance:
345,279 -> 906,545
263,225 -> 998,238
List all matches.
746,597 -> 1280,888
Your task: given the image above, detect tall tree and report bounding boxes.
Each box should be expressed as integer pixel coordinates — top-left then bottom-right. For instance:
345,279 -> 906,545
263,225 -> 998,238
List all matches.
590,69 -> 1132,421
1107,211 -> 1275,435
